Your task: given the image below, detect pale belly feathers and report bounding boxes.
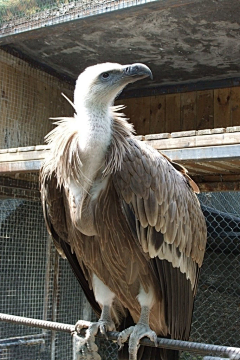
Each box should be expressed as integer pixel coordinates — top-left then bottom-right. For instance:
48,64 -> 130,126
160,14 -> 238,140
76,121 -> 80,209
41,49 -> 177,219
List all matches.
68,171 -> 110,237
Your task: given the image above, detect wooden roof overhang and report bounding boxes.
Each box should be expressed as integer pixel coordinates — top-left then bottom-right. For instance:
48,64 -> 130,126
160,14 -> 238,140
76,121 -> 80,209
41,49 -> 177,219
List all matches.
1,0 -> 240,92
0,127 -> 240,192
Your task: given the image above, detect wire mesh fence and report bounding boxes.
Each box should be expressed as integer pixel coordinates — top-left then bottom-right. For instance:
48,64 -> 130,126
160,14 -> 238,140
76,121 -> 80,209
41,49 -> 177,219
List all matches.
0,49 -> 74,150
0,182 -> 240,359
0,198 -> 51,360
0,0 -> 152,36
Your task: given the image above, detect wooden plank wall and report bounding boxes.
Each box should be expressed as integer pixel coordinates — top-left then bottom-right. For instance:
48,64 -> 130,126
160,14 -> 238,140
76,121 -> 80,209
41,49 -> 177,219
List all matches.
1,48 -> 239,144
116,87 -> 240,135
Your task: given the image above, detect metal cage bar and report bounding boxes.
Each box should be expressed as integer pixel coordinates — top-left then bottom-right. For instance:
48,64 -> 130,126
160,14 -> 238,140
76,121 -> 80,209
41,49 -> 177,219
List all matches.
203,357 -> 228,360
0,333 -> 45,348
1,313 -> 240,359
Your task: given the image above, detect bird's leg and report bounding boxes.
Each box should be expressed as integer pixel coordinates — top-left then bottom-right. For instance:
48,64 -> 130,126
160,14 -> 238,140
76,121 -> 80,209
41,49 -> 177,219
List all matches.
117,286 -> 157,360
118,306 -> 157,360
74,275 -> 116,359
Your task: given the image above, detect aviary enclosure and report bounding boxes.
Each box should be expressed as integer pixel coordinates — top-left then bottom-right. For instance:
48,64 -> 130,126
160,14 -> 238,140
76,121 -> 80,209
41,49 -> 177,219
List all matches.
0,1 -> 240,359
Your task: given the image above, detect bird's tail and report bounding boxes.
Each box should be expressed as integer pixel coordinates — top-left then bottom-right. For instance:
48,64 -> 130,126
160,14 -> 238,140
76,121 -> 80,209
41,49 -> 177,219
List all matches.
118,343 -> 179,360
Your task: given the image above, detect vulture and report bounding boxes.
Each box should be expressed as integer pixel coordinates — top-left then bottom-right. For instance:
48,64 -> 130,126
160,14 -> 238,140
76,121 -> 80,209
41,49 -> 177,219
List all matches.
40,63 -> 207,360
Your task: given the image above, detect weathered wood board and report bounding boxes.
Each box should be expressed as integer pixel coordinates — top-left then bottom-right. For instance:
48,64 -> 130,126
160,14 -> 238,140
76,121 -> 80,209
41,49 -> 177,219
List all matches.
116,86 -> 240,135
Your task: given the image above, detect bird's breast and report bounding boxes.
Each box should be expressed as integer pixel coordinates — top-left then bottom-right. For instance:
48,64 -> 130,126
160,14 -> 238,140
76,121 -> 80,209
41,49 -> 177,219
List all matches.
89,175 -> 110,200
68,174 -> 110,237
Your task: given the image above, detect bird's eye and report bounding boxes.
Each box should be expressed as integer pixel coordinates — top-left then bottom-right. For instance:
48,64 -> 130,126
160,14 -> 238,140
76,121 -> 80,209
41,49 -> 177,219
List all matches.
102,72 -> 110,79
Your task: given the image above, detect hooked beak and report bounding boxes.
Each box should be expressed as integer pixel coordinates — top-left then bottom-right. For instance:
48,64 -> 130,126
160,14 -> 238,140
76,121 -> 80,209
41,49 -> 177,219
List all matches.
122,63 -> 153,82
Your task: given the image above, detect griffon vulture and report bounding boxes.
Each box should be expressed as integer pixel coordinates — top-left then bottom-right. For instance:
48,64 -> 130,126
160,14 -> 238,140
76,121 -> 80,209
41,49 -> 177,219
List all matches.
40,63 -> 207,360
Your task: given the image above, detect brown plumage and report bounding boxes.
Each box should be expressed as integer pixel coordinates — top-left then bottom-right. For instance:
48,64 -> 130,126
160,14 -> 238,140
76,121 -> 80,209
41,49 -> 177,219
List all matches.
40,63 -> 207,360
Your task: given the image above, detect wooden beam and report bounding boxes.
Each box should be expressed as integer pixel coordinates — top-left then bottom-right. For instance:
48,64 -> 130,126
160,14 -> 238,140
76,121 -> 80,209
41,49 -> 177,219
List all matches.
3,145 -> 240,172
0,147 -> 48,163
198,181 -> 240,192
194,174 -> 240,183
161,144 -> 240,162
0,160 -> 42,173
146,131 -> 240,150
0,128 -> 240,191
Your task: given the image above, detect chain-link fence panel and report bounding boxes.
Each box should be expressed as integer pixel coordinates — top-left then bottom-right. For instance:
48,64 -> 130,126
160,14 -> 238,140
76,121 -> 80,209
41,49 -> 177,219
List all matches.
192,193 -> 240,347
0,189 -> 240,359
179,192 -> 240,359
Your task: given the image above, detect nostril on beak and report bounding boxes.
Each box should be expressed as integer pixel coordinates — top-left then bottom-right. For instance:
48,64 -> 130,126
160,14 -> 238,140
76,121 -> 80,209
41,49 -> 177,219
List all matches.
123,63 -> 153,79
125,65 -> 139,76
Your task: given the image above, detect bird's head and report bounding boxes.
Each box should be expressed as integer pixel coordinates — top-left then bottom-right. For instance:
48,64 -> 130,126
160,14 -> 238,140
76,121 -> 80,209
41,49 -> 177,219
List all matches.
74,62 -> 152,113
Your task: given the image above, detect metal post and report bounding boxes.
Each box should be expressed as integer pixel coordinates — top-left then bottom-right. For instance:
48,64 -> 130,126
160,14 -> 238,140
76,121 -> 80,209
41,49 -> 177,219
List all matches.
43,236 -> 52,322
41,235 -> 52,352
72,333 -> 79,360
51,249 -> 60,360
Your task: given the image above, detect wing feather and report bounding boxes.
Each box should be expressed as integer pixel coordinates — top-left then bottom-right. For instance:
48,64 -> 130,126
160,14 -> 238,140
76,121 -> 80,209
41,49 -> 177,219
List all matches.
144,188 -> 158,227
121,185 -> 133,203
40,171 -> 102,316
40,171 -> 67,257
114,138 -> 207,290
136,196 -> 149,228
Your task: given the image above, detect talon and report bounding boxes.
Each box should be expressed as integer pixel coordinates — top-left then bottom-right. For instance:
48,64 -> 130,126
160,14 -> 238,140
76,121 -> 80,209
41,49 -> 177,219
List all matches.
117,337 -> 124,351
75,320 -> 91,334
100,324 -> 108,339
71,329 -> 77,337
153,334 -> 158,347
118,323 -> 158,360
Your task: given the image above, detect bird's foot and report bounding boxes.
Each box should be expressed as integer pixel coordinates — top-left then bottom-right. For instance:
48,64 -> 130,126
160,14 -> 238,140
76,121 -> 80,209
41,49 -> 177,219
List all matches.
73,319 -> 116,360
117,323 -> 158,360
75,318 -> 116,339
